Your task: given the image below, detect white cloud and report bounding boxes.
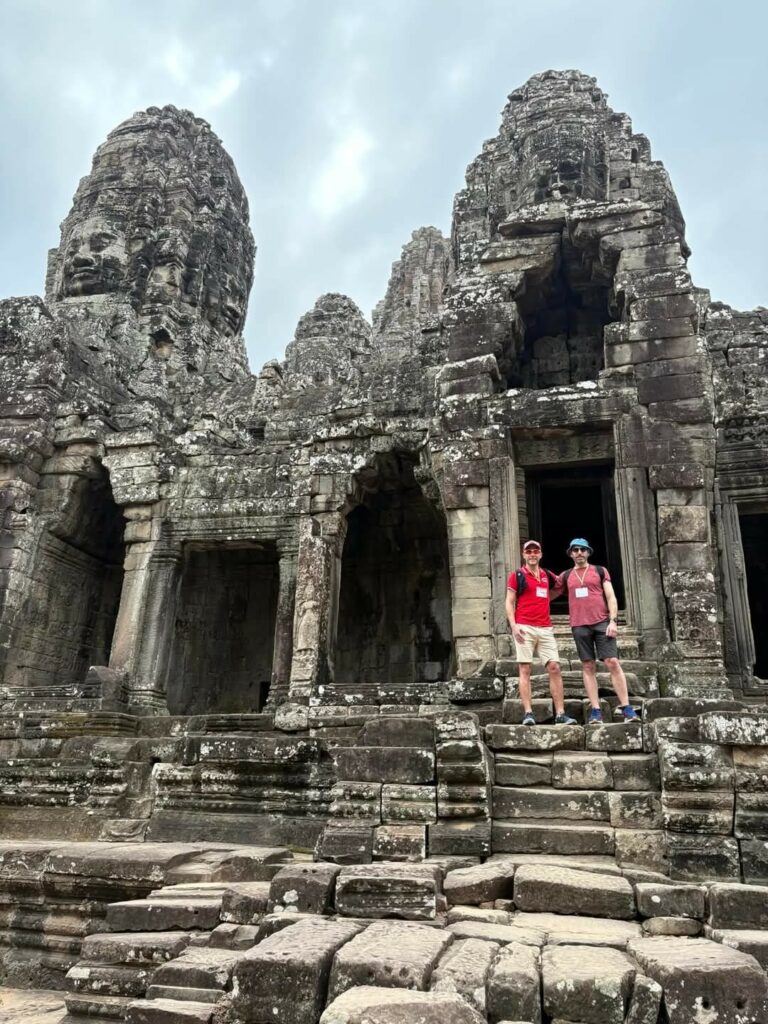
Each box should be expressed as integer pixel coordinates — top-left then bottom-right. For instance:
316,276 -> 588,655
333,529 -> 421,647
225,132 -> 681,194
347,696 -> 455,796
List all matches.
200,70 -> 242,110
311,127 -> 375,219
162,40 -> 192,84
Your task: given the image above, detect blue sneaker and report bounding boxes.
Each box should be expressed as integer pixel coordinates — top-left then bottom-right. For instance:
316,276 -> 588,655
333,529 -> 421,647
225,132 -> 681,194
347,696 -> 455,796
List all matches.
620,704 -> 640,724
522,711 -> 536,726
554,712 -> 577,725
588,707 -> 603,725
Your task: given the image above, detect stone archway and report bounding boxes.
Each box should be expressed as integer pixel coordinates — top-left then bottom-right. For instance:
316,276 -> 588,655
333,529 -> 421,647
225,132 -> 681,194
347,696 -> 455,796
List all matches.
334,452 -> 453,695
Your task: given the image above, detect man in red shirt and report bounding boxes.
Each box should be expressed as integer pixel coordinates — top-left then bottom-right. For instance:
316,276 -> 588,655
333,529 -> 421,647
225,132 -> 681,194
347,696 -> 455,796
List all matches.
559,537 -> 638,724
506,540 -> 576,726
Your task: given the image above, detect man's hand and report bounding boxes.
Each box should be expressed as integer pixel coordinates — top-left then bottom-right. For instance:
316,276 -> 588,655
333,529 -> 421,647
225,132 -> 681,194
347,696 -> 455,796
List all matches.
513,624 -> 526,644
606,619 -> 618,639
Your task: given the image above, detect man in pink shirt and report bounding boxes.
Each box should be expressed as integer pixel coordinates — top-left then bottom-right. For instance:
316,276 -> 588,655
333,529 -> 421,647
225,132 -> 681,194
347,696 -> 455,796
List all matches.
558,537 -> 638,725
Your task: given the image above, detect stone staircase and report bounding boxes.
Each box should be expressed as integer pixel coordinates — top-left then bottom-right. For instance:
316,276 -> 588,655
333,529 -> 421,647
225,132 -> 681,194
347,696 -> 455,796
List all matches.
486,719 -> 665,873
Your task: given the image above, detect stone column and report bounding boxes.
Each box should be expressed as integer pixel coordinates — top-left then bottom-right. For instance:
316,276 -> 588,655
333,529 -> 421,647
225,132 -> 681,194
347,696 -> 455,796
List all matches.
276,516 -> 336,730
265,550 -> 297,711
109,511 -> 180,712
489,454 -> 520,651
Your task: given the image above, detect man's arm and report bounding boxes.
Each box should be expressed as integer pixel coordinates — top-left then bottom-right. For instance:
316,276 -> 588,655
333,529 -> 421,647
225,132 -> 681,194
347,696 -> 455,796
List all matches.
506,589 -> 525,644
603,579 -> 619,638
550,572 -> 564,599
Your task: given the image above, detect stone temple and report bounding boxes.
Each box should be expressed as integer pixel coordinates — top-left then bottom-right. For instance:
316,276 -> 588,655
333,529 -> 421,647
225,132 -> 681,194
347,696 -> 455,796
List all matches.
1,69 -> 768,1023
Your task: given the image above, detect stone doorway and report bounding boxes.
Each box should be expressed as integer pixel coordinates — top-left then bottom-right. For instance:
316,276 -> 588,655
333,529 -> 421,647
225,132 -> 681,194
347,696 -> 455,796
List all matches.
167,544 -> 279,715
739,511 -> 768,679
525,464 -> 625,610
3,470 -> 125,695
335,455 -> 453,692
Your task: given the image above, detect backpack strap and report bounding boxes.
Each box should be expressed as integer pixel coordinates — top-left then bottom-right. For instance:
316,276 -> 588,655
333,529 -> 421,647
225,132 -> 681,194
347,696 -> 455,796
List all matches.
515,569 -> 527,596
561,567 -> 572,588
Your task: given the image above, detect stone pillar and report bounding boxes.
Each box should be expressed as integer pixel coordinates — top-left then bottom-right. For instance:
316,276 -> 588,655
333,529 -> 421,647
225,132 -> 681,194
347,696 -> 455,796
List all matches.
277,516 -> 336,730
613,457 -> 667,655
265,550 -> 297,711
489,455 -> 520,653
109,510 -> 180,712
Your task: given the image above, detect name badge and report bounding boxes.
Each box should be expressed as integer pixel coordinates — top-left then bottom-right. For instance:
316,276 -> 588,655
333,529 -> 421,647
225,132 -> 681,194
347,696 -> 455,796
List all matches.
535,586 -> 547,598
575,586 -> 589,598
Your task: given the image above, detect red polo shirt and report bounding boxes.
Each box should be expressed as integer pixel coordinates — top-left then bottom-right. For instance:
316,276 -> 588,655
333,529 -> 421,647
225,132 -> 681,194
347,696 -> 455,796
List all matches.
507,565 -> 556,627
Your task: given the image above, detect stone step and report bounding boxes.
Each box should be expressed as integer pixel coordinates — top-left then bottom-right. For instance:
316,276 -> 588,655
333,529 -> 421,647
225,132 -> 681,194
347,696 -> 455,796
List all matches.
492,786 -> 610,821
146,985 -> 221,1003
501,697 -> 642,725
106,898 -> 222,932
486,723 -> 584,752
125,997 -> 216,1023
492,819 -> 615,856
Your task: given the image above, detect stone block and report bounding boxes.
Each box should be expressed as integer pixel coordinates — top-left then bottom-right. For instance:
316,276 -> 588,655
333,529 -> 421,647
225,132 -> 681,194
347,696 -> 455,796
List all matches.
328,920 -> 453,998
610,754 -> 660,791
492,820 -> 615,856
658,741 -> 733,790
485,941 -> 541,1024
628,935 -> 768,1024
625,974 -> 663,1024
429,936 -> 497,1014
733,747 -> 768,791
514,864 -> 635,920
232,917 -> 364,1024
641,916 -> 702,936
329,781 -> 382,821
332,747 -> 435,785
735,792 -> 768,838
708,882 -> 768,930
551,751 -> 612,789
125,1000 -> 215,1023
741,839 -> 768,884
447,676 -> 503,702
358,716 -> 435,748
494,753 -> 553,786
320,986 -> 485,1023
150,947 -> 242,992
614,829 -> 668,873
106,898 -> 222,932
585,724 -> 643,753
448,919 -> 544,946
542,944 -> 635,1024
428,821 -> 491,857
512,911 -> 641,949
635,881 -> 706,920
667,833 -> 740,881
335,862 -> 442,920
662,790 -> 734,834
492,786 -> 609,821
705,927 -> 768,970
268,862 -> 340,915
609,791 -> 662,829
372,825 -> 426,862
699,710 -> 768,747
381,784 -> 437,824
315,821 -> 374,865
220,882 -> 271,924
444,861 -> 515,906
486,724 -> 584,752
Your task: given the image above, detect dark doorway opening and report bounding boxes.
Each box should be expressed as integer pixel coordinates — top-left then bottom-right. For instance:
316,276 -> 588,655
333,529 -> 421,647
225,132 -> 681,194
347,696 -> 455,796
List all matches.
3,469 -> 125,694
168,543 -> 279,715
739,512 -> 768,678
336,455 -> 453,692
526,464 -> 624,610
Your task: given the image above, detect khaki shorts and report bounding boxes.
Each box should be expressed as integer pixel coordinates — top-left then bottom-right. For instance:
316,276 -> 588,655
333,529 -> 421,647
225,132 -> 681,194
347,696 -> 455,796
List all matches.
514,625 -> 560,665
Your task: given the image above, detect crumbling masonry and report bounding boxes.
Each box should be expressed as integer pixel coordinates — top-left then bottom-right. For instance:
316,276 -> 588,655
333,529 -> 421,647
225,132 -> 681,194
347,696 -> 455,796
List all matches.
1,71 -> 768,1024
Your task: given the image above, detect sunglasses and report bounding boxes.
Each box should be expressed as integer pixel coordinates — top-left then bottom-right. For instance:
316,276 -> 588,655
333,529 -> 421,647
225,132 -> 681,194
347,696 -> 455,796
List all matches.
571,546 -> 589,553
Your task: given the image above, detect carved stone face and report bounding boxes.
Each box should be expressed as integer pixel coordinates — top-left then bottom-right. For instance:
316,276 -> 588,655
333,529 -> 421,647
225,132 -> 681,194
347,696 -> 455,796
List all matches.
59,215 -> 130,298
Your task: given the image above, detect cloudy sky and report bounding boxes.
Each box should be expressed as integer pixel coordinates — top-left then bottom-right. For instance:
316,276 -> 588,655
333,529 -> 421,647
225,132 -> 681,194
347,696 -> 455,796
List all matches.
1,0 -> 766,370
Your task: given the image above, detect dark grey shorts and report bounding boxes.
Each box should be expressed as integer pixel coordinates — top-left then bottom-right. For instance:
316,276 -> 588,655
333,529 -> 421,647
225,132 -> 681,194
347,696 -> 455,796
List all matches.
572,619 -> 618,663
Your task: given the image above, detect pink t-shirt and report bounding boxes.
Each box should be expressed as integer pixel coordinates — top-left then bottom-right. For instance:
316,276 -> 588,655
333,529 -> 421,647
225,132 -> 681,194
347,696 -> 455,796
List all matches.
558,565 -> 613,627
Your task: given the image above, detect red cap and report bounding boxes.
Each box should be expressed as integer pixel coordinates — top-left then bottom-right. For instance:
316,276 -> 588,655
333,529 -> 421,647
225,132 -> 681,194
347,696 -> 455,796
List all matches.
522,539 -> 542,550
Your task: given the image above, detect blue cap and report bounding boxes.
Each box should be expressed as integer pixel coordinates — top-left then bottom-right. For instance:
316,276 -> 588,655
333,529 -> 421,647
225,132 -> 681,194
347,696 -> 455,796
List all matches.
567,537 -> 593,554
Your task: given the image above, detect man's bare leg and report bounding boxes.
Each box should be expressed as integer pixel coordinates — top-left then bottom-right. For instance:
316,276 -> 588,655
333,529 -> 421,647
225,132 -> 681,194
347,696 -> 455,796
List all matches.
604,656 -> 630,706
518,662 -> 533,713
546,660 -> 566,716
581,659 -> 601,709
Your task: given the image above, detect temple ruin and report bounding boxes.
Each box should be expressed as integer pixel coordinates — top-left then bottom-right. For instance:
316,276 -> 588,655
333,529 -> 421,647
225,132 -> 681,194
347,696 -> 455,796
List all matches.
1,69 -> 768,1023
